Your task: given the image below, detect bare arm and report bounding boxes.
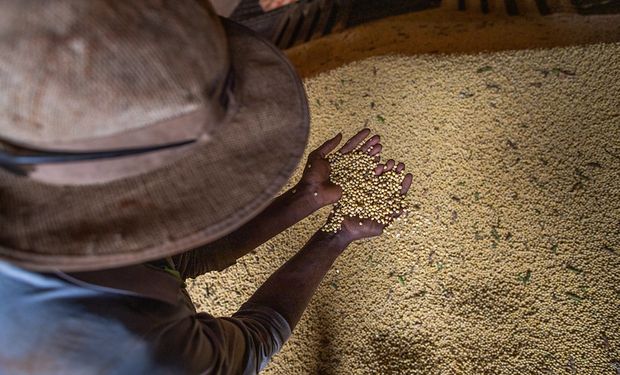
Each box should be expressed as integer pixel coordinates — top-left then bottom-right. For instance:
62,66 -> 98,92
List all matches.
169,144 -> 412,374
246,162 -> 413,330
244,230 -> 347,329
174,129 -> 382,278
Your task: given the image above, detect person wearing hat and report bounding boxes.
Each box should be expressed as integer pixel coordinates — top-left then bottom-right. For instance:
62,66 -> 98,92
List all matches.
0,1 -> 412,374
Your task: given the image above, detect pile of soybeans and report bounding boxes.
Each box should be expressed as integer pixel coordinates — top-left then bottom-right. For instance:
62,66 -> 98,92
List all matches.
188,43 -> 620,374
322,150 -> 407,233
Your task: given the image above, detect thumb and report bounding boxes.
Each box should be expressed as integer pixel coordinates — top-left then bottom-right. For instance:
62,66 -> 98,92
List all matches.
316,133 -> 343,158
322,183 -> 342,204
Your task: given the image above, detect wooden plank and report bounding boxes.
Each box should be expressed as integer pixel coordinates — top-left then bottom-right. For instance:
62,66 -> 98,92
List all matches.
481,0 -> 490,13
278,7 -> 303,49
295,2 -> 320,45
535,0 -> 553,14
504,0 -> 520,14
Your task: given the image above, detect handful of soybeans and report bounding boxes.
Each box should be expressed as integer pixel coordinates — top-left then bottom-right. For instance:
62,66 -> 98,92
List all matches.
322,149 -> 407,233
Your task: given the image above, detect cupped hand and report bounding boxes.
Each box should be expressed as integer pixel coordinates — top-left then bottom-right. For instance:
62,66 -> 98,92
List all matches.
298,128 -> 383,208
334,160 -> 413,244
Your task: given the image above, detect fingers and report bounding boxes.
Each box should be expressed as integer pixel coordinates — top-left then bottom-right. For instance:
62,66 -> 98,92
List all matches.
360,135 -> 380,153
368,143 -> 382,156
377,159 -> 396,175
374,159 -> 394,175
373,159 -> 412,193
339,128 -> 371,154
374,164 -> 384,175
400,173 -> 413,195
316,132 -> 342,157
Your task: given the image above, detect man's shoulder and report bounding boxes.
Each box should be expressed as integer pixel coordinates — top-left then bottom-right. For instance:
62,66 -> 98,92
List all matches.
0,261 -> 189,374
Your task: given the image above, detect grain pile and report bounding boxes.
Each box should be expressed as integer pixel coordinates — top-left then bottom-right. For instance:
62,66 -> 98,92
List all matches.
322,150 -> 407,233
187,43 -> 620,374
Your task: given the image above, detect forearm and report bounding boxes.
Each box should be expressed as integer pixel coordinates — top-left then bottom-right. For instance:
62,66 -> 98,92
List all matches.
183,232 -> 343,374
174,131 -> 357,279
244,231 -> 349,330
208,182 -> 321,255
173,183 -> 322,279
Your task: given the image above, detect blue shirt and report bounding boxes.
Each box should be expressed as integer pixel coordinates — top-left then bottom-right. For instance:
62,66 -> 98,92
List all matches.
0,261 -> 290,374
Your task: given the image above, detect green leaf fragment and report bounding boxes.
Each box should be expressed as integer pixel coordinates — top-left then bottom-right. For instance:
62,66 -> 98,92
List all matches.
551,243 -> 558,254
549,67 -> 576,77
376,115 -> 385,123
566,264 -> 583,274
518,270 -> 532,285
477,66 -> 493,73
491,227 -> 500,241
397,275 -> 406,285
366,255 -> 379,267
565,291 -> 583,303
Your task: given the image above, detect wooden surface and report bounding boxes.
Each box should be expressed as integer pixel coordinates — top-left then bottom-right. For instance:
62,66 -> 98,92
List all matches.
286,7 -> 620,77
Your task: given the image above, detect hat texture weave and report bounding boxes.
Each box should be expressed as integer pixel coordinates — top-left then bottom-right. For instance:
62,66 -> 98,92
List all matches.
0,0 -> 309,271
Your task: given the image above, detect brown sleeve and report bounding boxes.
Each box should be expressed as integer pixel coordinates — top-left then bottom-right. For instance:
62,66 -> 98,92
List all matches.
156,303 -> 291,375
172,237 -> 240,280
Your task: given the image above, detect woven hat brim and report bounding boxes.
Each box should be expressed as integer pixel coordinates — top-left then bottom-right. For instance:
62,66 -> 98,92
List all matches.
0,19 -> 309,271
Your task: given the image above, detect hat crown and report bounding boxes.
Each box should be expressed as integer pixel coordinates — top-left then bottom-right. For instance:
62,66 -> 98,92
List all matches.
0,0 -> 230,147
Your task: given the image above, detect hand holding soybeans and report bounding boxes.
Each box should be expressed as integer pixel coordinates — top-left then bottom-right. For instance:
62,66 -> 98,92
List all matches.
298,128 -> 383,208
314,129 -> 413,244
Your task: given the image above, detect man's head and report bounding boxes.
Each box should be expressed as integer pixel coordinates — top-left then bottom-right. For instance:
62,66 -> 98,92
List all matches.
0,0 -> 233,184
0,0 -> 309,271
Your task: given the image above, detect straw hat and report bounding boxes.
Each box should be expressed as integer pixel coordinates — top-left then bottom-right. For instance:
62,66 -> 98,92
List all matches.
0,0 -> 309,271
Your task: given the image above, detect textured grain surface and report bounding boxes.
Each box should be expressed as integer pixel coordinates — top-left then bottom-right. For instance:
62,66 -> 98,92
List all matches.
188,43 -> 620,374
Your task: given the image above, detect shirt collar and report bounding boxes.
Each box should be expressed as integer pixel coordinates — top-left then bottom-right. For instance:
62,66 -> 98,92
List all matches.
55,263 -> 181,305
